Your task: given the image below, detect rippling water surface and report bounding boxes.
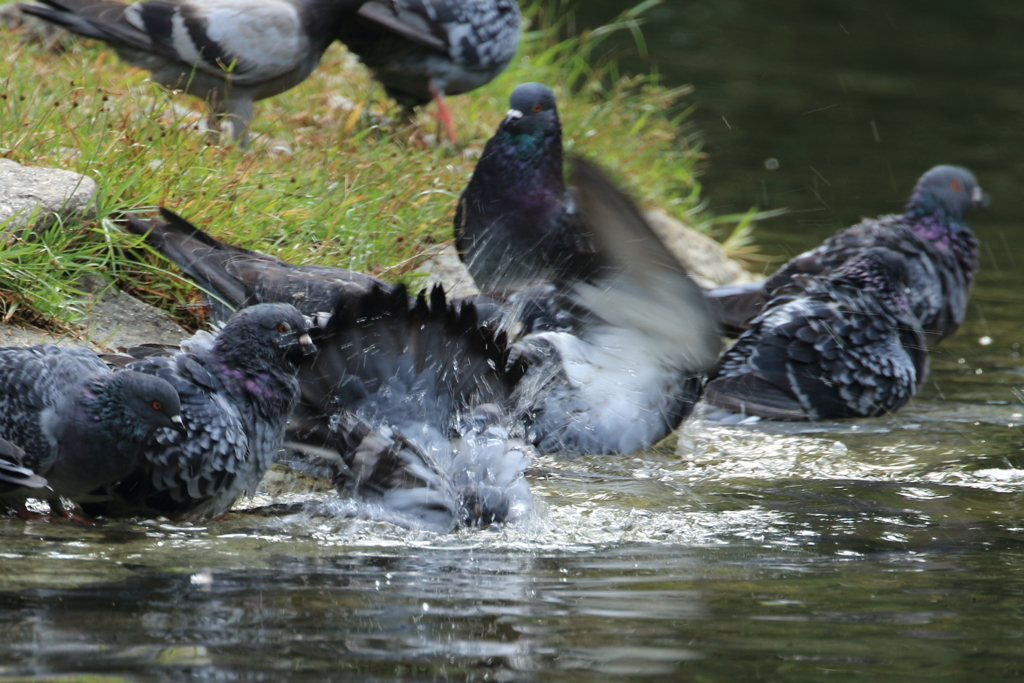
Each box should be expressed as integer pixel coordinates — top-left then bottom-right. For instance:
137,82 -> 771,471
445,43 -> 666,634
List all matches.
3,1 -> 1024,680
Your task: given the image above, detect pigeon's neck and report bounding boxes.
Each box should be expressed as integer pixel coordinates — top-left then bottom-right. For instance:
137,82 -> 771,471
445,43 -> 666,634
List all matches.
207,348 -> 298,421
902,204 -> 979,272
479,126 -> 566,201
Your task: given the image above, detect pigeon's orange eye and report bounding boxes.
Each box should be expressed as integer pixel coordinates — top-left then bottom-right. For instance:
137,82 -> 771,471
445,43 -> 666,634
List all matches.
277,322 -> 291,334
533,103 -> 543,113
152,401 -> 162,411
950,180 -> 962,192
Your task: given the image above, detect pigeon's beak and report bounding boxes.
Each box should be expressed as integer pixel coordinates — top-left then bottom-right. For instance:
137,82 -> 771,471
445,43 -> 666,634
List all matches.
503,109 -> 524,126
298,333 -> 317,356
972,185 -> 991,209
170,414 -> 187,435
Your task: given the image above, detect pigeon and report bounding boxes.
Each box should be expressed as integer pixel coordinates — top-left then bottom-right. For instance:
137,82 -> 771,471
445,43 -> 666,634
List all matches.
286,284 -> 530,531
454,82 -> 596,294
707,165 -> 987,346
0,345 -> 184,518
21,0 -> 376,145
704,247 -> 929,421
337,0 -> 521,143
81,303 -> 315,520
0,439 -> 48,496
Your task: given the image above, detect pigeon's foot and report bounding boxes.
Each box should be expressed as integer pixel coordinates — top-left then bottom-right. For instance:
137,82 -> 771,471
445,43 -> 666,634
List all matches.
16,507 -> 46,522
50,500 -> 97,525
429,83 -> 458,144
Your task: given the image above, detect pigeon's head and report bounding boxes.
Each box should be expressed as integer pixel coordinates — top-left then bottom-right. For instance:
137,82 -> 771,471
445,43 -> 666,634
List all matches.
906,165 -> 988,220
114,371 -> 186,435
217,303 -> 316,369
500,82 -> 559,139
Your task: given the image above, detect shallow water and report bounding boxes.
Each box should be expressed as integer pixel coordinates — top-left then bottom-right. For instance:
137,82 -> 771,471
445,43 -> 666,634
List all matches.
3,1 -> 1024,681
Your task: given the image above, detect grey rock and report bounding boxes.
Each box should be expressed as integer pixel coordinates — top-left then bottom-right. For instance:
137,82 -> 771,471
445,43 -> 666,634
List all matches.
0,159 -> 97,231
643,209 -> 762,288
0,276 -> 187,352
81,286 -> 190,350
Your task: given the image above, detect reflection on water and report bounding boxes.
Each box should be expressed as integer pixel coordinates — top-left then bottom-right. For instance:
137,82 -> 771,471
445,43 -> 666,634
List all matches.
3,0 -> 1024,680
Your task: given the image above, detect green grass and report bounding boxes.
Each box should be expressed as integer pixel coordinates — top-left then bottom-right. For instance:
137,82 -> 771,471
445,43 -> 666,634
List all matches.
0,0 -> 741,331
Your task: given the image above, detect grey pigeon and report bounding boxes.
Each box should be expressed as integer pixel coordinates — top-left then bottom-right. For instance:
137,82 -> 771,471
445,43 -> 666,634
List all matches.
0,345 -> 184,518
287,284 -> 529,531
704,248 -> 928,421
81,303 -> 315,520
707,165 -> 987,346
0,439 -> 48,496
454,82 -> 596,294
21,0 -> 375,145
337,0 -> 521,143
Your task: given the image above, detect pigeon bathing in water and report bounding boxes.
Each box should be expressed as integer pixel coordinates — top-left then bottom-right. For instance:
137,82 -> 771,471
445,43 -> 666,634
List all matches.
706,165 -> 987,346
287,284 -> 530,531
0,346 -> 184,519
454,82 -> 595,294
704,248 -> 928,421
337,0 -> 521,143
81,303 -> 315,520
21,0 -> 376,145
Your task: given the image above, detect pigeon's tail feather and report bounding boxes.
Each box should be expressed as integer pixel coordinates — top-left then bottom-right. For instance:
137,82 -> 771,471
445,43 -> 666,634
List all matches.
125,209 -> 391,320
703,281 -> 770,336
0,438 -> 48,494
125,209 -> 257,316
19,0 -> 125,42
702,373 -> 808,421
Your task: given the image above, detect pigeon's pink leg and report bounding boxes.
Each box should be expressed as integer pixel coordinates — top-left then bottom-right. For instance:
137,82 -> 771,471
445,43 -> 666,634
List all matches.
51,499 -> 96,526
430,82 -> 458,144
16,507 -> 46,521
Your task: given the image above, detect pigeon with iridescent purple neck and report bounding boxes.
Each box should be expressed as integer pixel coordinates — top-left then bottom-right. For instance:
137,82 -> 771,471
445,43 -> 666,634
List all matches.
454,82 -> 597,295
707,165 -> 987,346
704,247 -> 928,421
82,303 -> 315,520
